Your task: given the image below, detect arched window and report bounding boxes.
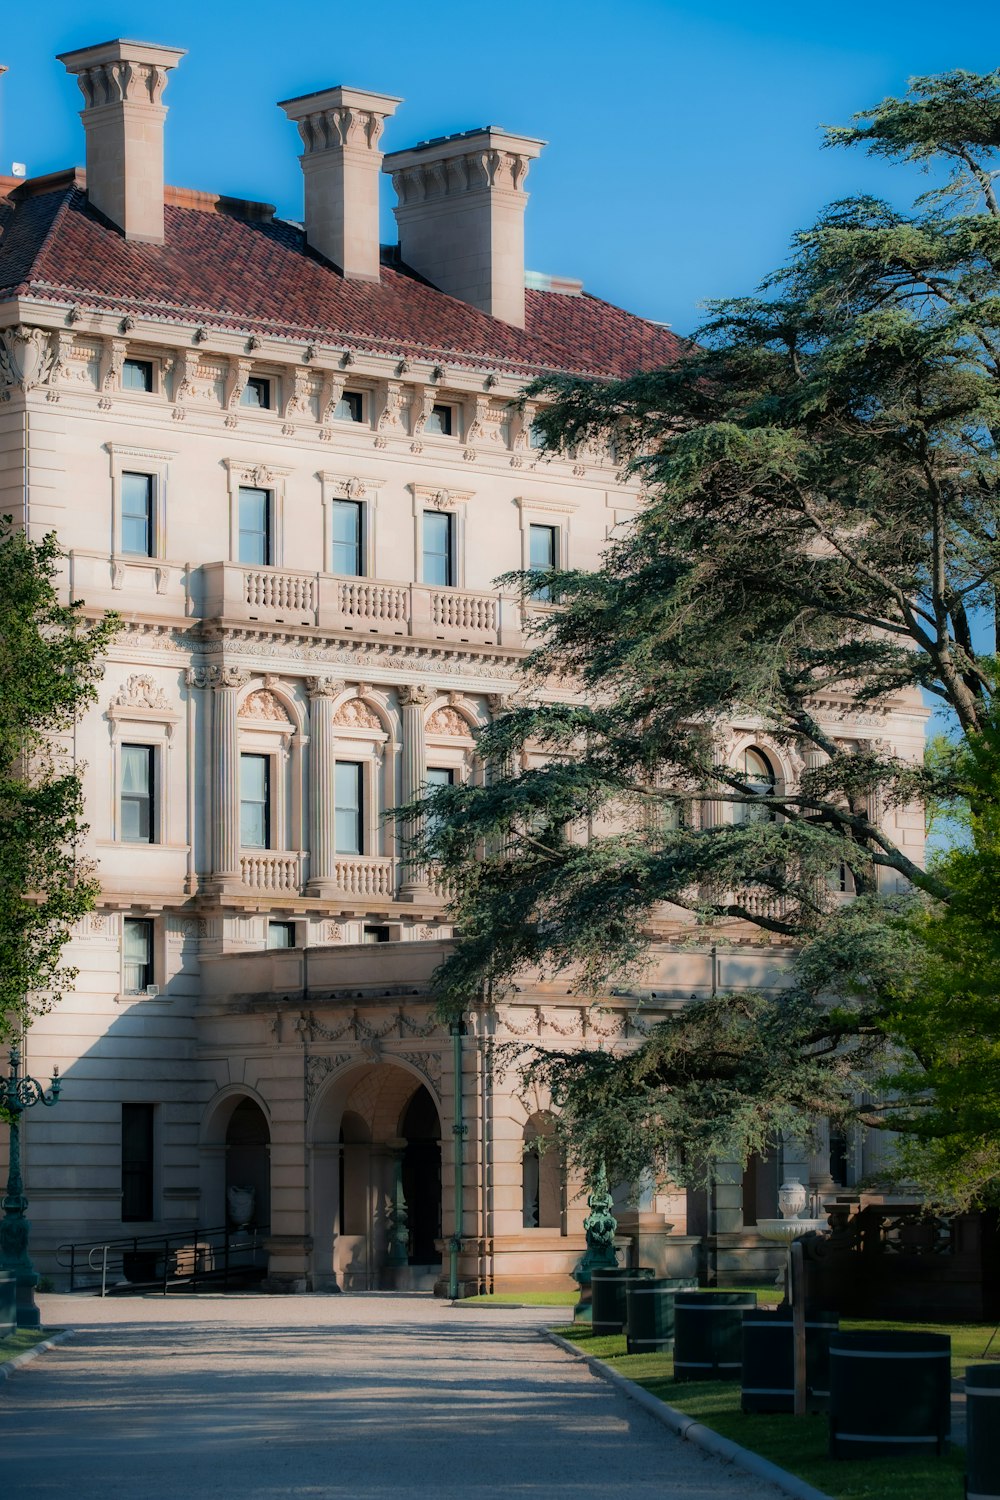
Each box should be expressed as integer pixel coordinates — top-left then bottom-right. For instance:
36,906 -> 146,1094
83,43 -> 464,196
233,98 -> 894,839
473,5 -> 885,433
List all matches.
522,1113 -> 563,1230
733,747 -> 776,824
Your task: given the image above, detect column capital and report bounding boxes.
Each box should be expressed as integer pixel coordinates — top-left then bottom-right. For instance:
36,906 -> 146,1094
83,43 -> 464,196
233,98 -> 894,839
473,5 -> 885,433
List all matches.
207,665 -> 250,692
399,683 -> 435,708
306,676 -> 346,700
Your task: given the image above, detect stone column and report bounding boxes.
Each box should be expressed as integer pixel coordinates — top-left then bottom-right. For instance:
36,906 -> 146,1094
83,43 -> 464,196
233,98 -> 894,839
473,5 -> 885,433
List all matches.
306,678 -> 344,897
398,684 -> 433,900
209,667 -> 249,889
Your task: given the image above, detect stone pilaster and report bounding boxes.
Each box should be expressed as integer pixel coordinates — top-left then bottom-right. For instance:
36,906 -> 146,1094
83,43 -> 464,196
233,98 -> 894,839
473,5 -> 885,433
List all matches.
398,684 -> 433,900
305,677 -> 344,897
210,667 -> 249,888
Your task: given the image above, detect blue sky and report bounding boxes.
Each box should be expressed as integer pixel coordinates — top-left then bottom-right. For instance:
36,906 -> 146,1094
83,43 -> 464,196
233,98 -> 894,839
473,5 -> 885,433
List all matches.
2,1 -> 998,335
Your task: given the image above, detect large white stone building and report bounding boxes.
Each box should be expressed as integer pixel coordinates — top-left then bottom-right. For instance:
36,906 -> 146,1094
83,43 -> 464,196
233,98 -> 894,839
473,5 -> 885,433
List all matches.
0,39 -> 929,1293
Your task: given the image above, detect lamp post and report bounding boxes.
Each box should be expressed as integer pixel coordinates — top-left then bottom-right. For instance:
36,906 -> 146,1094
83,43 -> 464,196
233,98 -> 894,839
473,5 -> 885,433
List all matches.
0,1044 -> 61,1328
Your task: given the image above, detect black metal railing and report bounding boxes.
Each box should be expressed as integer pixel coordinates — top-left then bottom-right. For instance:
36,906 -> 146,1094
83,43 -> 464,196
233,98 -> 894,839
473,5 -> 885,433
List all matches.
56,1222 -> 269,1295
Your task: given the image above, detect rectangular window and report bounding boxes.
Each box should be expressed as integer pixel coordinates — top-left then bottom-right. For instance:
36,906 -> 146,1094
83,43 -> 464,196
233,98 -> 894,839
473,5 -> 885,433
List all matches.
238,487 -> 272,566
121,744 -> 155,844
529,421 -> 546,450
331,499 -> 364,577
241,376 -> 271,410
334,760 -> 364,855
123,918 -> 154,994
121,472 -> 154,557
425,766 -> 454,834
426,403 -> 453,436
529,523 -> 558,601
363,925 -> 390,944
423,509 -> 453,587
122,358 -> 153,393
334,391 -> 364,423
268,921 -> 296,949
240,754 -> 271,849
121,1103 -> 155,1221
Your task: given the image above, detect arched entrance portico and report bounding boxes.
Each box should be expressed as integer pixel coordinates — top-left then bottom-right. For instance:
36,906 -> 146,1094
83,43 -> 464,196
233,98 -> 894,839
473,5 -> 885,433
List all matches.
310,1061 -> 443,1291
199,1089 -> 271,1231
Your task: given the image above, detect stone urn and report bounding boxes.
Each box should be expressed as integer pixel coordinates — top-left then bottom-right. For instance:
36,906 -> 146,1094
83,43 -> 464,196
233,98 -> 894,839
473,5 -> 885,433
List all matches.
227,1184 -> 255,1229
778,1177 -> 808,1221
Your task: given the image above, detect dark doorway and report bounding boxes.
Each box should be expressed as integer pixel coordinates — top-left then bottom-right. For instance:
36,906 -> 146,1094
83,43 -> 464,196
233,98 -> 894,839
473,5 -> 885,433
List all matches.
225,1097 -> 270,1229
401,1086 -> 441,1264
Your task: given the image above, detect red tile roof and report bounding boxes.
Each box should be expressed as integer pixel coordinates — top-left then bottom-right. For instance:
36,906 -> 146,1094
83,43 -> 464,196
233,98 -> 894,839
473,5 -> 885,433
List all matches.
0,179 -> 688,380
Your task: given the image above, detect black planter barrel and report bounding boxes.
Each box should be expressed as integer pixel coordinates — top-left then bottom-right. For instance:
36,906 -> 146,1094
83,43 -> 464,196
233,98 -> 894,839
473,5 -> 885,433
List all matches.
741,1307 -> 838,1413
965,1364 -> 1000,1498
590,1269 -> 628,1336
625,1277 -> 698,1354
591,1267 -> 654,1336
828,1331 -> 951,1459
674,1291 -> 758,1381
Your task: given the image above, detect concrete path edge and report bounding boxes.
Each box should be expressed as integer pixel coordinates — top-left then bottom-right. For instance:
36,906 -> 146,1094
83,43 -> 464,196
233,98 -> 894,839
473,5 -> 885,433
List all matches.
544,1330 -> 835,1500
0,1328 -> 75,1382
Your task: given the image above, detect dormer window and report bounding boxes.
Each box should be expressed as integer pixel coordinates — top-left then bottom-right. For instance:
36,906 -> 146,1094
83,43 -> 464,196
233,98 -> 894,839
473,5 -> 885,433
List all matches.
241,376 -> 272,410
426,403 -> 454,437
123,358 -> 154,393
334,391 -> 364,423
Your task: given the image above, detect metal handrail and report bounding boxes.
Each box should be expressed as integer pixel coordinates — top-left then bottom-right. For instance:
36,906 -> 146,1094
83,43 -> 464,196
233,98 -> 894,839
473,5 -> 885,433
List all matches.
57,1222 -> 269,1294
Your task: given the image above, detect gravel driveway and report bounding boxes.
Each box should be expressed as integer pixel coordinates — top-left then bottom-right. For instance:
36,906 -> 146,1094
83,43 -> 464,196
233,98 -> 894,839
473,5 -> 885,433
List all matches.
2,1293 -> 786,1499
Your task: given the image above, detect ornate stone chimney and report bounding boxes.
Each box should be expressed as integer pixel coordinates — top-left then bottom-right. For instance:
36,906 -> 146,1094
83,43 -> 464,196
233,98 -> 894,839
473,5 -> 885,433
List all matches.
57,38 -> 185,245
383,127 -> 545,328
279,86 -> 402,283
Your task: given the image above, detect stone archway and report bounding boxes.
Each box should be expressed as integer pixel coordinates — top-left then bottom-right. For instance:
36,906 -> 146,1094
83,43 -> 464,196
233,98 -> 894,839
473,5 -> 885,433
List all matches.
309,1061 -> 442,1292
225,1098 -> 271,1230
199,1089 -> 271,1231
401,1086 -> 442,1266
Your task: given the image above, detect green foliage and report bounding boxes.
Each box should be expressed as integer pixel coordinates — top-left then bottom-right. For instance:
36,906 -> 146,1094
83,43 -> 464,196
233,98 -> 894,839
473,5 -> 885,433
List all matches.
888,719 -> 1000,1207
395,70 -> 1000,1197
0,520 -> 119,1043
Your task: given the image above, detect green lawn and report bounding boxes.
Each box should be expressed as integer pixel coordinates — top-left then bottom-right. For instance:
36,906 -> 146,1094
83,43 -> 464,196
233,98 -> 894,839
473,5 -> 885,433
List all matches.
554,1324 -> 967,1500
0,1328 -> 60,1361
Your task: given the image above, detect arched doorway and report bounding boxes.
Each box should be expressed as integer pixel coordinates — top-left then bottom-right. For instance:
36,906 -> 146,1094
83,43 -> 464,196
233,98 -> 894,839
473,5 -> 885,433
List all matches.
310,1061 -> 443,1291
225,1097 -> 270,1230
401,1086 -> 442,1265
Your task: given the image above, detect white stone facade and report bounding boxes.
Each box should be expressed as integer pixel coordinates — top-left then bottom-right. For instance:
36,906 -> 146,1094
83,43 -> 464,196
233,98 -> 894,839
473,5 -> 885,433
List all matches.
0,39 -> 929,1293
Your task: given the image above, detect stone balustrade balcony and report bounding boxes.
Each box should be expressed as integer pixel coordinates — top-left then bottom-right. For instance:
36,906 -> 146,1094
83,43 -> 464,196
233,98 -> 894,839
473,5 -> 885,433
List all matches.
200,563 -> 524,646
238,851 -> 303,893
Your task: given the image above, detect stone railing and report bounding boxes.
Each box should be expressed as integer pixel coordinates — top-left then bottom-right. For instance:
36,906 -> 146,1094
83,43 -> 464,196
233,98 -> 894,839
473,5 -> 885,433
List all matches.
333,578 -> 410,628
330,856 -> 396,899
239,852 -> 303,892
243,568 -> 318,618
429,587 -> 499,635
201,563 -> 523,645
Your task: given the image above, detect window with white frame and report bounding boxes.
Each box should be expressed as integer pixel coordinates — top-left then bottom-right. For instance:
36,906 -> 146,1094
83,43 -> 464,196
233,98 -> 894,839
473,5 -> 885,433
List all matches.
123,917 -> 155,994
332,499 -> 364,577
334,391 -> 364,423
238,487 -> 272,566
241,375 -> 272,410
425,403 -> 454,437
529,523 -> 558,601
425,765 -> 454,834
733,747 -> 777,824
423,510 -> 454,587
240,753 -> 271,848
268,921 -> 296,949
335,761 -> 364,854
109,445 -> 174,561
121,473 -> 155,557
121,744 -> 156,844
122,358 -> 154,393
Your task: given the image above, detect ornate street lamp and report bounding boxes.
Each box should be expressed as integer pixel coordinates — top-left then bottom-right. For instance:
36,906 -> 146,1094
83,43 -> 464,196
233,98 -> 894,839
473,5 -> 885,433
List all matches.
0,1044 -> 61,1328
